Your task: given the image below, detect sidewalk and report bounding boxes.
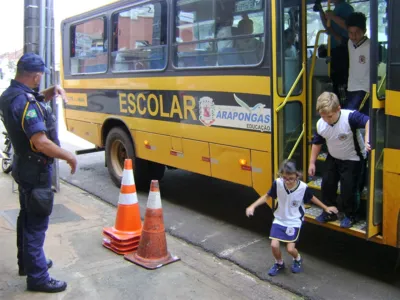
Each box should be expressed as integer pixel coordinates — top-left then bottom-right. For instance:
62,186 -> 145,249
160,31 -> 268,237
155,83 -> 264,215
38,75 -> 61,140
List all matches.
0,173 -> 297,300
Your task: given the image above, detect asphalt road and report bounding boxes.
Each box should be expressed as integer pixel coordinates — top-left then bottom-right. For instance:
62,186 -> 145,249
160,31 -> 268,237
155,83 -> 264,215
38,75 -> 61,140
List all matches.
57,139 -> 400,300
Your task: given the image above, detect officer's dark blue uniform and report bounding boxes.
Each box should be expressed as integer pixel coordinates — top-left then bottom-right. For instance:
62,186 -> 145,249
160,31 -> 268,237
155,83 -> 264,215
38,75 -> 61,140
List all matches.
0,53 -> 65,292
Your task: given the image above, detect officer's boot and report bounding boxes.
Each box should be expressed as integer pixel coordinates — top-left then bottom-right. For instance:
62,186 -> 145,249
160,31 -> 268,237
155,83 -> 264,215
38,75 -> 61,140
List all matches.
27,277 -> 67,293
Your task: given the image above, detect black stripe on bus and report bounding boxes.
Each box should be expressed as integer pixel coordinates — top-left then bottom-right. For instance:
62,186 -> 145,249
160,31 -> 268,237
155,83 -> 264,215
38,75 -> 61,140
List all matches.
65,88 -> 273,133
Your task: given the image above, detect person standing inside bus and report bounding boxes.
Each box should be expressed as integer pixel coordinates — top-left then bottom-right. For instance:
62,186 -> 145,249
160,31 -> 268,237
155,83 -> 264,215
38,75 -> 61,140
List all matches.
0,53 -> 77,293
327,12 -> 370,115
316,0 -> 354,103
308,92 -> 370,228
345,12 -> 370,115
246,160 -> 338,276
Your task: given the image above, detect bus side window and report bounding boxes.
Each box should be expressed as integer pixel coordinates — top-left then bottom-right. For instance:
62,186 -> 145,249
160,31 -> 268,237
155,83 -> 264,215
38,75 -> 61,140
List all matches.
174,0 -> 265,68
111,2 -> 167,72
70,17 -> 108,74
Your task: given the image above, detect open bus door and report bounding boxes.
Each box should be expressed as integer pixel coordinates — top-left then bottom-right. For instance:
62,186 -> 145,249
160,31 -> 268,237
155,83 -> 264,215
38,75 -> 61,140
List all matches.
272,0 -> 307,177
382,0 -> 400,247
366,0 -> 387,239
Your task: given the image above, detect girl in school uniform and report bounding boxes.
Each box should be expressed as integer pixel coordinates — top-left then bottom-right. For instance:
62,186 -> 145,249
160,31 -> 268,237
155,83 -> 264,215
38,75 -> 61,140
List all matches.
246,160 -> 338,276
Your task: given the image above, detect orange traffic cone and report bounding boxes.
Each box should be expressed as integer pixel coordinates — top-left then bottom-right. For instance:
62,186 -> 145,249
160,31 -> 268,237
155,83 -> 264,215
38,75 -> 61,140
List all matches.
124,180 -> 180,269
102,237 -> 140,255
103,159 -> 142,254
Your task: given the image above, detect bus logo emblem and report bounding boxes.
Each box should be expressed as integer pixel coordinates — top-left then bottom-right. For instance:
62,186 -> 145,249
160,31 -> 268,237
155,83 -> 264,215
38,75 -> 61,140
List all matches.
199,97 -> 216,126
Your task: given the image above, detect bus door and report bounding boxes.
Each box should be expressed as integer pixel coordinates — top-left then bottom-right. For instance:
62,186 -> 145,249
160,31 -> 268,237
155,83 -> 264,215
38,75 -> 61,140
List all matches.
367,0 -> 387,239
272,0 -> 307,176
382,0 -> 400,246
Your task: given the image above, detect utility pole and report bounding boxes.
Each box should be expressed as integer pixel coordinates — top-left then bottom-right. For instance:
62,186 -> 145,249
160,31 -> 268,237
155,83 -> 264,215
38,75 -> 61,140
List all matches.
24,0 -> 40,54
24,0 -> 59,192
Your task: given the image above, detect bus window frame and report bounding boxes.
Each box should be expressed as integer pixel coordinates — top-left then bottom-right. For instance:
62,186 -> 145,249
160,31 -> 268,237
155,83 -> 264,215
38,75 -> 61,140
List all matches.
109,0 -> 169,74
369,0 -> 388,100
69,15 -> 109,76
276,0 -> 303,97
171,0 -> 268,70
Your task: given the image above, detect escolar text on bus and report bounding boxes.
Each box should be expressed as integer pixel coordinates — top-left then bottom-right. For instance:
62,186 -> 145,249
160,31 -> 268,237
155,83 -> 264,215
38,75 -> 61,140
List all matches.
118,92 -> 271,133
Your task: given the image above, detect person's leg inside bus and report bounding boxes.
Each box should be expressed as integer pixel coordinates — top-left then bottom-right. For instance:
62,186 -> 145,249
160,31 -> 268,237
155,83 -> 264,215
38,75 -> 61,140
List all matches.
318,155 -> 340,222
339,159 -> 361,228
331,44 -> 349,106
345,90 -> 368,113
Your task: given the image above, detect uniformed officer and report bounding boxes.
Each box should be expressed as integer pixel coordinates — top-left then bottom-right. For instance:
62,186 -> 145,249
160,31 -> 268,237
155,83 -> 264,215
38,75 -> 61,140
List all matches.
0,53 -> 77,293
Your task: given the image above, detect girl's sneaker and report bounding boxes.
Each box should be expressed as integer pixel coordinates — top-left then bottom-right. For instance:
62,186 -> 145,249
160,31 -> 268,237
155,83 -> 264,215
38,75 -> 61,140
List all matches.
268,262 -> 285,276
291,258 -> 303,273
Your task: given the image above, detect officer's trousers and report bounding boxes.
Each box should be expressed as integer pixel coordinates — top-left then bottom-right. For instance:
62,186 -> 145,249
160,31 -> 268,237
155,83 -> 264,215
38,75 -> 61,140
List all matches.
17,186 -> 50,286
14,160 -> 52,287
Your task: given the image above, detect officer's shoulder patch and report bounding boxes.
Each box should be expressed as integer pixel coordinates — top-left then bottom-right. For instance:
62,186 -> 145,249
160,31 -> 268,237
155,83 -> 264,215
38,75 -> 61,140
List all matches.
25,109 -> 38,120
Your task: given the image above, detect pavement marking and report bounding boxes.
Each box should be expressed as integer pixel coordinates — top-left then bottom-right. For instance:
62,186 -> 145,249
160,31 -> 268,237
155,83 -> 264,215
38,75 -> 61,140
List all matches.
201,231 -> 221,243
169,222 -> 184,231
233,270 -> 257,283
219,239 -> 263,257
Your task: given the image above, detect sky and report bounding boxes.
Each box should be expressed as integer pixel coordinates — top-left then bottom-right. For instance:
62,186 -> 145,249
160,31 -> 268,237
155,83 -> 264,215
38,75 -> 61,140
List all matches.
0,0 -> 116,56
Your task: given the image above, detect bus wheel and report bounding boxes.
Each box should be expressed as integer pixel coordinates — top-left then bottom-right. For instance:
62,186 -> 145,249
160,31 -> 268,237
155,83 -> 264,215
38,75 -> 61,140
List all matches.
105,127 -> 135,187
148,160 -> 166,184
105,127 -> 165,189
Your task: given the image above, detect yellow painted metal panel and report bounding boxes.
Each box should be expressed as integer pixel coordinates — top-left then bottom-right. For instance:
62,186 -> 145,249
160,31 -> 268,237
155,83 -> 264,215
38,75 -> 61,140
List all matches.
66,119 -> 100,145
66,93 -> 88,107
133,131 -> 211,176
383,171 -> 400,247
63,76 -> 271,96
371,84 -> 385,109
181,139 -> 211,176
251,150 -> 272,205
133,131 -> 171,165
367,149 -> 381,238
171,137 -> 183,152
65,109 -> 271,152
386,90 -> 400,117
210,144 -> 252,186
383,148 -> 400,174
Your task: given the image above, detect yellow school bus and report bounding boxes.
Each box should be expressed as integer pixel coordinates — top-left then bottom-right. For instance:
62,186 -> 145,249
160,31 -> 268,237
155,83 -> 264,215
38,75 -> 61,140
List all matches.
60,0 -> 400,248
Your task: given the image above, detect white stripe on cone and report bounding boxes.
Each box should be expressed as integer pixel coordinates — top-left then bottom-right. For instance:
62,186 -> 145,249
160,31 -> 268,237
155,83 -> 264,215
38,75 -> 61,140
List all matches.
121,169 -> 135,186
119,191 -> 138,205
147,191 -> 162,209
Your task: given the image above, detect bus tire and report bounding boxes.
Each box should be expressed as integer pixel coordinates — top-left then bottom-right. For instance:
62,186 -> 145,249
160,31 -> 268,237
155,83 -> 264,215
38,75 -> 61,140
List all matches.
148,161 -> 166,184
105,127 -> 165,189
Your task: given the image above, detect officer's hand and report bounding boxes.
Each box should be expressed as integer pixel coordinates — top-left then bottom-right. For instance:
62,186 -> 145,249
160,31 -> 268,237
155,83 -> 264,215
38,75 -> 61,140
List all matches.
42,85 -> 67,103
55,85 -> 68,103
66,154 -> 77,174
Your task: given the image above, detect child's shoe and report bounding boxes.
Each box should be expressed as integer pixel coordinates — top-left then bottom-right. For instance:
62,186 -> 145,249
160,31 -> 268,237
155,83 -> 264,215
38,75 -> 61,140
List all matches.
291,258 -> 303,273
268,262 -> 285,276
316,211 -> 337,223
340,216 -> 356,228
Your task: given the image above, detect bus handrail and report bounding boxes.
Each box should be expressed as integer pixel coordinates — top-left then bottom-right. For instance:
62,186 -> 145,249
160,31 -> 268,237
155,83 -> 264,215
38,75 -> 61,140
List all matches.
276,62 -> 305,113
377,74 -> 387,97
307,30 -> 327,142
288,123 -> 305,160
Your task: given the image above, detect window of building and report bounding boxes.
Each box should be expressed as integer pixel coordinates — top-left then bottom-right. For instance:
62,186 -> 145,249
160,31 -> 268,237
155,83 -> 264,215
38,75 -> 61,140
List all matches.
174,0 -> 265,68
70,17 -> 107,74
111,2 -> 167,72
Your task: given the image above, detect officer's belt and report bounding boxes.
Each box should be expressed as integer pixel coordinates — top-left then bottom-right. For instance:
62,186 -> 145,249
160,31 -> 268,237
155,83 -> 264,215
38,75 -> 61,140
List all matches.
16,151 -> 54,166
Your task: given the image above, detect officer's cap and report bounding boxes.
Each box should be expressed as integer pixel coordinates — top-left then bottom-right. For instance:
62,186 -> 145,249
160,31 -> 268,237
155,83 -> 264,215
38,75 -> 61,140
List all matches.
17,53 -> 50,74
